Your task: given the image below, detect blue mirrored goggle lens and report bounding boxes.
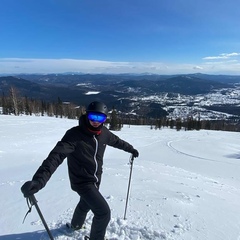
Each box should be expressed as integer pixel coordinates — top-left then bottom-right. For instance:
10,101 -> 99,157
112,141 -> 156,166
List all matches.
88,113 -> 106,123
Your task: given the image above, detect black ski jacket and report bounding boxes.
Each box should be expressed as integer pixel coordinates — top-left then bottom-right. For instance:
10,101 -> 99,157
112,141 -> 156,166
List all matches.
32,115 -> 135,192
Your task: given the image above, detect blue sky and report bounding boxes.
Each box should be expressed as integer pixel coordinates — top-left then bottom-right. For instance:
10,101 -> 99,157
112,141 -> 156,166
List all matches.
1,0 -> 240,75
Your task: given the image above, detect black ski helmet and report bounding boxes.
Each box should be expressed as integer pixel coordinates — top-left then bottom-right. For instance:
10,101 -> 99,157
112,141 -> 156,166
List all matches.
86,101 -> 108,116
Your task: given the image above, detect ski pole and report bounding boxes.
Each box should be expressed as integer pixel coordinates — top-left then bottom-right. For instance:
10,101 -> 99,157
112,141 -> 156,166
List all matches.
28,195 -> 54,240
124,154 -> 134,220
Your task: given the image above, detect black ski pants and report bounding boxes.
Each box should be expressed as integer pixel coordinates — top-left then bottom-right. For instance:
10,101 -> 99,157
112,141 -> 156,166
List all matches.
71,184 -> 111,240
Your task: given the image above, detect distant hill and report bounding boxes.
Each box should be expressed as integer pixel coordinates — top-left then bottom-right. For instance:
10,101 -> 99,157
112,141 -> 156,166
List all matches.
1,74 -> 230,97
0,76 -> 43,97
158,75 -> 230,95
120,75 -> 230,95
0,74 -> 237,118
187,73 -> 240,83
0,76 -> 41,91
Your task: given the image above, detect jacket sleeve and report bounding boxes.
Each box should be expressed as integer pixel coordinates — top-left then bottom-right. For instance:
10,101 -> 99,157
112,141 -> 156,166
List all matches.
105,128 -> 134,153
32,130 -> 76,189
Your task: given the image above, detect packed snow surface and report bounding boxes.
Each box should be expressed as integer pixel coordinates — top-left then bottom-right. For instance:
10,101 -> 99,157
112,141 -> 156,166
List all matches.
1,115 -> 240,240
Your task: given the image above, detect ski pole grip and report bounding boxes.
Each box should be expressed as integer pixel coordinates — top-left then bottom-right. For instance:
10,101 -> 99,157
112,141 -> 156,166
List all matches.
130,154 -> 134,164
29,194 -> 37,205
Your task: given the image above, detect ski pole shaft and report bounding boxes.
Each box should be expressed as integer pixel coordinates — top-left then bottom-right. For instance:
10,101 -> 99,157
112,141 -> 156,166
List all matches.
29,195 -> 54,240
124,154 -> 134,220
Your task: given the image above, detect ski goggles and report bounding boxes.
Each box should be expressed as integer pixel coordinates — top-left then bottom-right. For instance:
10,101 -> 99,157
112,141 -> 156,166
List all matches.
87,112 -> 107,123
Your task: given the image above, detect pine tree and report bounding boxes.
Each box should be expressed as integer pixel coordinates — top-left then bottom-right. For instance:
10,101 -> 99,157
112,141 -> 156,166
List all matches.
176,118 -> 182,131
109,108 -> 121,131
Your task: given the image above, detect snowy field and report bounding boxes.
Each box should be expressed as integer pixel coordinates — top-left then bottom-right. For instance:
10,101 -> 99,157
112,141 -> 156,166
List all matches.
0,115 -> 240,240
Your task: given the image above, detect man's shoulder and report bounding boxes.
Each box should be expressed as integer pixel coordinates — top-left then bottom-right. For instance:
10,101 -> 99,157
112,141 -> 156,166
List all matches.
66,125 -> 80,133
63,126 -> 82,139
101,125 -> 111,133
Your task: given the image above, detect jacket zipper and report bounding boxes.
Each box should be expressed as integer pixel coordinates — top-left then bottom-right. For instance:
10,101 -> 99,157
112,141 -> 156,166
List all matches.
93,135 -> 99,186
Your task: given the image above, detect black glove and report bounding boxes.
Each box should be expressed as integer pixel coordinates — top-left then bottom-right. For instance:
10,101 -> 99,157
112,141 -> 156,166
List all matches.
131,149 -> 139,158
21,180 -> 41,198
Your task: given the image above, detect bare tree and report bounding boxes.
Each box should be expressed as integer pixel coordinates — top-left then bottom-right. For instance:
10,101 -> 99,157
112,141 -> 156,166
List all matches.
9,86 -> 19,115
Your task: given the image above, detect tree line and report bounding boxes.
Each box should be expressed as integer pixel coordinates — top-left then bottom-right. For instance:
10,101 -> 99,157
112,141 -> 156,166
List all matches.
151,116 -> 240,132
1,86 -> 84,119
1,86 -> 239,132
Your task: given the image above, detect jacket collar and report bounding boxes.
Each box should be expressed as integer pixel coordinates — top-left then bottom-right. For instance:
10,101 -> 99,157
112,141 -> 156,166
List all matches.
79,115 -> 102,136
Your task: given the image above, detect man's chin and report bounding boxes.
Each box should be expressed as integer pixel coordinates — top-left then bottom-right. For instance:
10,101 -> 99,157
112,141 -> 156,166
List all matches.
91,122 -> 101,128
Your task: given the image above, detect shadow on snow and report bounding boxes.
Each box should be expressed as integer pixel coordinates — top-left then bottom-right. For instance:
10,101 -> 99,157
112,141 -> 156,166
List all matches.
0,228 -> 63,240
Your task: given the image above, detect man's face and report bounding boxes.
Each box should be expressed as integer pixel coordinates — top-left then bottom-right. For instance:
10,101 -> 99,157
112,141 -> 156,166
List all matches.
89,120 -> 102,128
87,112 -> 106,127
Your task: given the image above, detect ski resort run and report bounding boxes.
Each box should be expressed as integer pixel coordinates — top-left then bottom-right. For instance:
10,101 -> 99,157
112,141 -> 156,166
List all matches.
0,115 -> 240,240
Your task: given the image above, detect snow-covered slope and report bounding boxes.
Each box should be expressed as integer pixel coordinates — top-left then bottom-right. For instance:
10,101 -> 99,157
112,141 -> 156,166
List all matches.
1,115 -> 240,240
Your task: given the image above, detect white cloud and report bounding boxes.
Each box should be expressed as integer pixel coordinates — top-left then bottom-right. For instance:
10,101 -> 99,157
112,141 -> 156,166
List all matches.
0,57 -> 240,75
225,53 -> 240,57
203,52 -> 240,60
193,66 -> 203,70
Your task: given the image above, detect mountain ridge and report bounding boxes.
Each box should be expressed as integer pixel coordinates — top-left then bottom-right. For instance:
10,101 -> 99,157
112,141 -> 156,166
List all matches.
0,74 -> 239,118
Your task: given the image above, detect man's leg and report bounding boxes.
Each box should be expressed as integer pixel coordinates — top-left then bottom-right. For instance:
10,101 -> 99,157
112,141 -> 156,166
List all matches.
81,185 -> 111,240
71,197 -> 90,229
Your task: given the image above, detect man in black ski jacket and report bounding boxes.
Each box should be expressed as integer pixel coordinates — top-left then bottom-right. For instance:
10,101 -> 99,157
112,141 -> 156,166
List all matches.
21,101 -> 139,240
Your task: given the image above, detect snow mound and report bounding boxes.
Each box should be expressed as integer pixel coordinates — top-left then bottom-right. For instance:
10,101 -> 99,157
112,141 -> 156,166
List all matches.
39,209 -> 168,240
